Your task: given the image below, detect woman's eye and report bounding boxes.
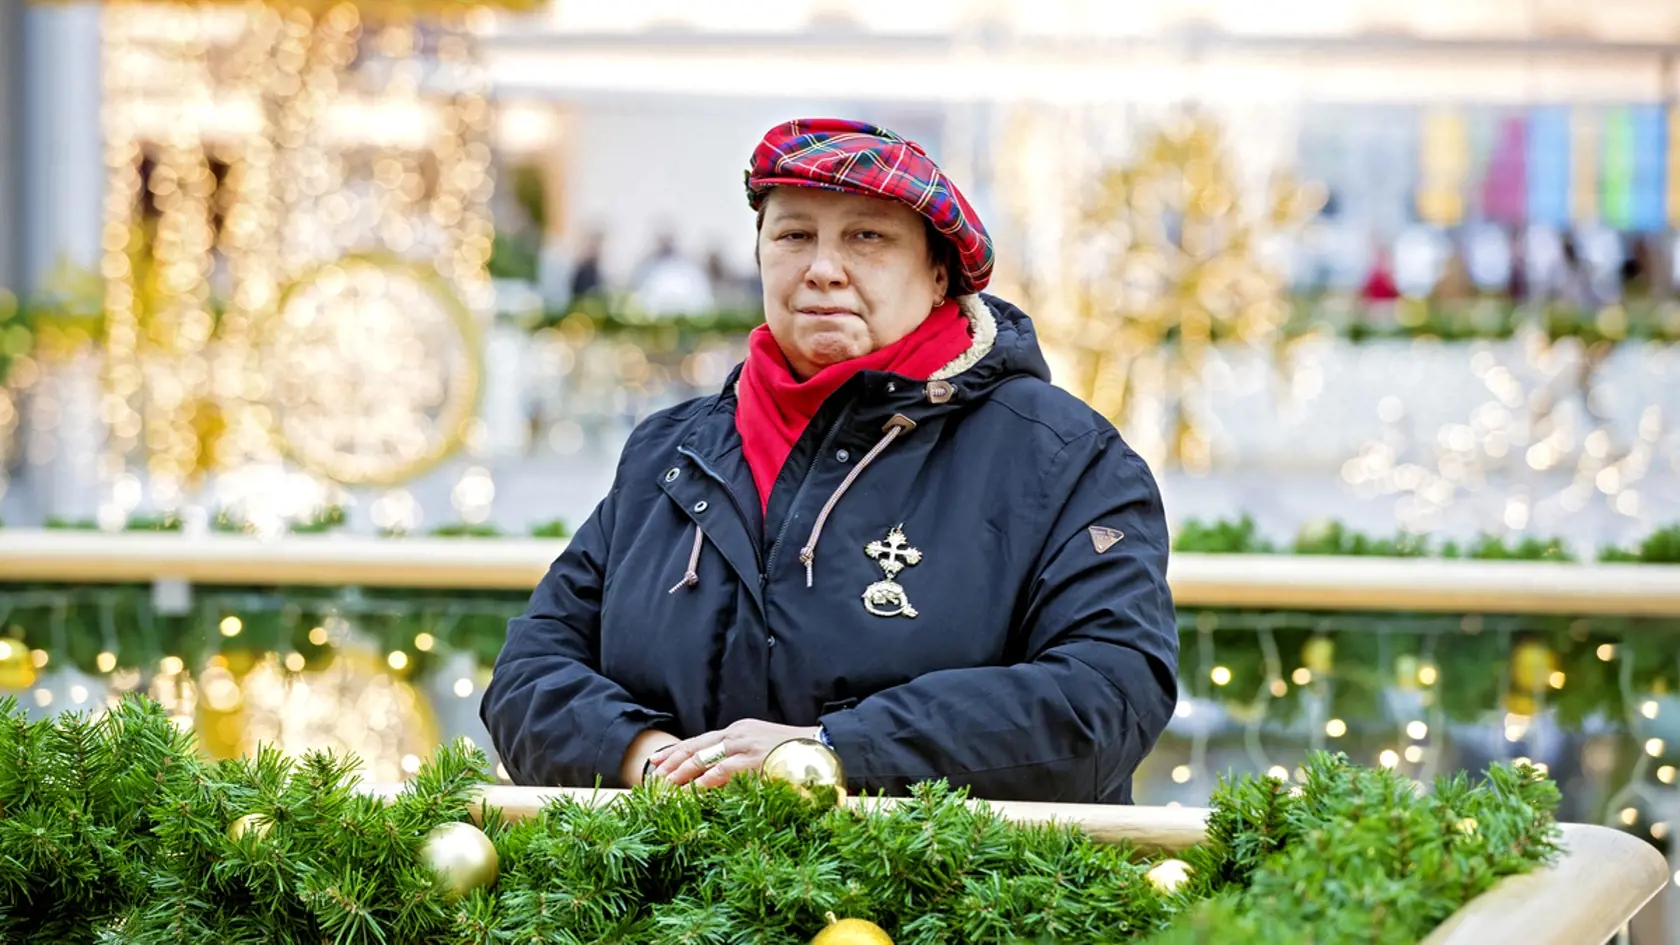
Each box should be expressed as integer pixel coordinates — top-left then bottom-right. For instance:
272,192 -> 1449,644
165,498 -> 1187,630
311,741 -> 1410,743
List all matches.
778,231 -> 809,242
854,230 -> 882,241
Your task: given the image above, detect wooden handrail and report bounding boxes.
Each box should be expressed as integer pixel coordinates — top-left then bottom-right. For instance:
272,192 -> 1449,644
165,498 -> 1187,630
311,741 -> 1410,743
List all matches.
357,784 -> 1668,944
357,783 -> 1215,851
1418,822 -> 1668,945
3,529 -> 1679,616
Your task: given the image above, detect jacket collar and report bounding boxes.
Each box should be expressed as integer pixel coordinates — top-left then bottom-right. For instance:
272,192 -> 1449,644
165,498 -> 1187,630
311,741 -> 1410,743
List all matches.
927,293 -> 997,381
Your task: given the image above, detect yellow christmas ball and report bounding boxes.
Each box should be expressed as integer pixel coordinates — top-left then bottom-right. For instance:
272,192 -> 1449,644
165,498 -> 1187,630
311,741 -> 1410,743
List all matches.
811,911 -> 893,945
421,821 -> 499,900
1146,858 -> 1192,894
1302,636 -> 1335,674
0,639 -> 35,690
1510,639 -> 1556,693
228,813 -> 272,843
763,737 -> 846,802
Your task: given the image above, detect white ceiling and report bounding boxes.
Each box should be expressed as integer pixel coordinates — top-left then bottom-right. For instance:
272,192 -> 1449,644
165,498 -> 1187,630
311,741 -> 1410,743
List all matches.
489,0 -> 1680,44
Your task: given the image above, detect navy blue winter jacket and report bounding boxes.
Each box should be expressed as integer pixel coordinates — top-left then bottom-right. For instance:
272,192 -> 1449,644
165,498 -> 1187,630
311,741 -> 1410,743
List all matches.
481,294 -> 1179,803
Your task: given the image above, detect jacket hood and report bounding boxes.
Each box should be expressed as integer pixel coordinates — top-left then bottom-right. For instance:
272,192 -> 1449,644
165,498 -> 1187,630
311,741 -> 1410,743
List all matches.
930,292 -> 1052,395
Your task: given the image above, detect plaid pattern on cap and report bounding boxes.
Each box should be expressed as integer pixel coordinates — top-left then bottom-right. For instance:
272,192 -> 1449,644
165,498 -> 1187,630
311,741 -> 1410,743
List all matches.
745,118 -> 994,295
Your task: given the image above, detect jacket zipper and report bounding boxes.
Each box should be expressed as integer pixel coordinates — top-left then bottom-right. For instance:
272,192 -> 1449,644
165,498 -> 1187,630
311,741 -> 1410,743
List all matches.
763,405 -> 852,586
676,444 -> 763,573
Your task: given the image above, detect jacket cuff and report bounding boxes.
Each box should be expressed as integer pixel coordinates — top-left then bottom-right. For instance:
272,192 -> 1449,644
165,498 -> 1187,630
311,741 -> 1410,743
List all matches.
594,710 -> 674,788
816,708 -> 873,790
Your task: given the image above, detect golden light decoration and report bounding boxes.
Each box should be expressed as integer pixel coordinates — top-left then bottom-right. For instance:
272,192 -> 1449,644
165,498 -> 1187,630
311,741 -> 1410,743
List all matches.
93,0 -> 499,503
1005,109 -> 1325,471
256,255 -> 482,484
214,647 -> 441,782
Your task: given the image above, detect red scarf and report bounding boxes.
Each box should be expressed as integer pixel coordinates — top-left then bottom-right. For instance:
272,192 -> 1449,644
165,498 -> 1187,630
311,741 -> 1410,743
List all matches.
735,300 -> 971,513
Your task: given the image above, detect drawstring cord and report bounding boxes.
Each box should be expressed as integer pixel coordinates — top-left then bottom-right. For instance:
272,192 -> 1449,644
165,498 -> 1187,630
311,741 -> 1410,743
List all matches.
668,523 -> 704,594
670,408 -> 923,593
798,414 -> 916,587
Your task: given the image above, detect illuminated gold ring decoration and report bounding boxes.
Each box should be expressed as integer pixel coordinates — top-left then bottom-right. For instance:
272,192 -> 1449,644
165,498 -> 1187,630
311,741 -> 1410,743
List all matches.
197,647 -> 444,781
258,253 -> 484,486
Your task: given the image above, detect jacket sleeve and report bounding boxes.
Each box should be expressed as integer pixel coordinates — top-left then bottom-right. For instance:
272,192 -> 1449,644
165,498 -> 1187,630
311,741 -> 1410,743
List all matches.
818,428 -> 1179,803
479,480 -> 675,788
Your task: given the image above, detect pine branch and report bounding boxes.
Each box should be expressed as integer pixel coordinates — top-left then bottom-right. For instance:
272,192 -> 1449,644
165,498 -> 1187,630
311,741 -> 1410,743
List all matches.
0,696 -> 1569,944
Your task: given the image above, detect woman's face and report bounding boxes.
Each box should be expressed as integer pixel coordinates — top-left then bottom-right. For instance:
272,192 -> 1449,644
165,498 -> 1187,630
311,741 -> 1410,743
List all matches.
757,187 -> 948,379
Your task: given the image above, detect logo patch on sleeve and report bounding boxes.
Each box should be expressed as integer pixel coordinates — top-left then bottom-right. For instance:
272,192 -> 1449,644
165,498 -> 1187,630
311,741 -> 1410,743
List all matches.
1088,526 -> 1124,554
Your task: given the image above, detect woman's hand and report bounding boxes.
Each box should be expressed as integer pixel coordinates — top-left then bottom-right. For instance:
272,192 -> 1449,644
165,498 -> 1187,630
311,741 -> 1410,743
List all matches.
648,719 -> 821,789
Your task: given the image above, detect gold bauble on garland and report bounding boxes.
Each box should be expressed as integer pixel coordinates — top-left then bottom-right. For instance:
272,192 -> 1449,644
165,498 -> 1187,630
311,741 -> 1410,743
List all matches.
1302,635 -> 1335,674
1146,858 -> 1193,894
0,639 -> 36,690
810,911 -> 893,945
1510,638 -> 1557,693
762,737 -> 847,802
420,821 -> 499,900
227,813 -> 272,843
1507,638 -> 1559,715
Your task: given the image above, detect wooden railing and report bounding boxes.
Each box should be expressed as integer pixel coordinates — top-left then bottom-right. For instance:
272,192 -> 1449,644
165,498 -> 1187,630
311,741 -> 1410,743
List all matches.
4,529 -> 1680,616
358,784 -> 1669,945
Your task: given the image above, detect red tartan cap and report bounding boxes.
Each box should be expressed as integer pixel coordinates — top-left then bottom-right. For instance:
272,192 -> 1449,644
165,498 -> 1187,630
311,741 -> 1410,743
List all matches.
745,118 -> 993,295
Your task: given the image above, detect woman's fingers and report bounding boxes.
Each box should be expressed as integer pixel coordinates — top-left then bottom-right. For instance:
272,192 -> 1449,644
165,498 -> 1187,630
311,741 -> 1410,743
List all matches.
652,733 -> 729,785
692,752 -> 759,789
642,720 -> 815,790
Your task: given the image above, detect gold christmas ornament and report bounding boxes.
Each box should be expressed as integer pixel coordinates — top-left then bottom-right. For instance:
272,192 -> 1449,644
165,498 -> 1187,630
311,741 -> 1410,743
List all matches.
1507,638 -> 1559,716
0,639 -> 35,690
1510,639 -> 1557,692
227,813 -> 272,843
1146,858 -> 1193,894
1302,636 -> 1335,674
811,911 -> 893,945
421,821 -> 499,900
762,737 -> 846,802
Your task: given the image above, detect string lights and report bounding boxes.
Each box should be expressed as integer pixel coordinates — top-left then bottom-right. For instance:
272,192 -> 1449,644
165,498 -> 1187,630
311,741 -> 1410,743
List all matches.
95,0 -> 496,523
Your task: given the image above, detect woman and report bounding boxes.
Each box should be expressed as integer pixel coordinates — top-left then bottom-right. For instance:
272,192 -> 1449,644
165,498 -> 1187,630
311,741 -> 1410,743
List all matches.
482,119 -> 1178,804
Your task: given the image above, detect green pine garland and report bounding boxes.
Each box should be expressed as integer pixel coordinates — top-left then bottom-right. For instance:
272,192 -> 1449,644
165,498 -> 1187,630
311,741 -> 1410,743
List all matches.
3,695 -> 1562,944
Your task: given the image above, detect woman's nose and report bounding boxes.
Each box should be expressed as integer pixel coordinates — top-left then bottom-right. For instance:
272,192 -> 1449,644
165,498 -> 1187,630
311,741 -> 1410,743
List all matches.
805,245 -> 847,287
